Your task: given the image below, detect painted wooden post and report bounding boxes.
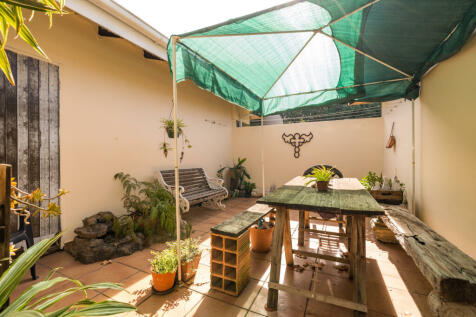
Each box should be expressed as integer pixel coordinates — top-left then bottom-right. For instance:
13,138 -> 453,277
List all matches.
0,164 -> 12,278
352,215 -> 366,316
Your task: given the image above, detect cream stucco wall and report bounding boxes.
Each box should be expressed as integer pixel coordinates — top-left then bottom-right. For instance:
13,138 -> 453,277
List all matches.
5,13 -> 236,243
232,118 -> 384,193
382,35 -> 476,259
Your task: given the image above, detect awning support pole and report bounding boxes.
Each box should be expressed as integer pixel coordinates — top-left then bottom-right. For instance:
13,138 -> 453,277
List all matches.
261,114 -> 265,196
172,35 -> 182,283
411,98 -> 416,215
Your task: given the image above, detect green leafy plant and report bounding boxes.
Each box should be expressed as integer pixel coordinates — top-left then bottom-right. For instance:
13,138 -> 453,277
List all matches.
161,118 -> 185,136
217,157 -> 250,193
243,180 -> 256,196
360,171 -> 384,190
113,173 -> 177,241
0,0 -> 66,85
0,233 -> 135,316
149,248 -> 177,274
166,238 -> 200,263
304,165 -> 335,184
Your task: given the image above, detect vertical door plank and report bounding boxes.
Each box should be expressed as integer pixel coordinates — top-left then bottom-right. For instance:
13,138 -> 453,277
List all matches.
0,75 -> 6,163
16,55 -> 29,232
39,60 -> 50,237
28,58 -> 40,237
48,64 -> 59,234
6,51 -> 18,231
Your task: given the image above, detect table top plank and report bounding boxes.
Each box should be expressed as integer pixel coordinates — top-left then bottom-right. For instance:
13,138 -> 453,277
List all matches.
258,177 -> 383,216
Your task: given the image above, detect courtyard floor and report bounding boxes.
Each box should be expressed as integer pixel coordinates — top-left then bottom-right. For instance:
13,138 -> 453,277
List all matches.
12,198 -> 433,317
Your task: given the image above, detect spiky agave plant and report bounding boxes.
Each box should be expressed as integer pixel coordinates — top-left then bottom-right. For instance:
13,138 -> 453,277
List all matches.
0,233 -> 136,316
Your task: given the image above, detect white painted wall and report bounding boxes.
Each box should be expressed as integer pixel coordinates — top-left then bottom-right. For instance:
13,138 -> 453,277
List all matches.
232,117 -> 384,193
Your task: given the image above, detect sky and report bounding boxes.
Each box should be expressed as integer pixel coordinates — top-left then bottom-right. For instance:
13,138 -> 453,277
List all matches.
113,0 -> 289,37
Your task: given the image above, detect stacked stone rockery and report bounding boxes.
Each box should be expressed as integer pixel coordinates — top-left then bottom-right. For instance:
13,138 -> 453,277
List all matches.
64,211 -> 144,264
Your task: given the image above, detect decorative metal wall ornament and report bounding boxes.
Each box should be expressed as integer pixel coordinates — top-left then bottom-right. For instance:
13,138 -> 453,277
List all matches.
282,132 -> 313,158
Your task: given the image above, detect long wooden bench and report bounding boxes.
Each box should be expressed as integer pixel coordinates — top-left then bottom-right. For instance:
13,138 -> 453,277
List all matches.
158,168 -> 228,213
381,205 -> 476,316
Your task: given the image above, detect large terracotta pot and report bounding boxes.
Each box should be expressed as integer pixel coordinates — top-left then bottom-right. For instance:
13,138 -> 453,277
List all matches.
181,251 -> 202,281
250,224 -> 274,252
151,269 -> 176,292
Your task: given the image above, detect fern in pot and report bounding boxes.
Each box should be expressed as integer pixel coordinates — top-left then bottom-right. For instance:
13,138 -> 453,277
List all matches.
304,165 -> 335,192
149,249 -> 177,292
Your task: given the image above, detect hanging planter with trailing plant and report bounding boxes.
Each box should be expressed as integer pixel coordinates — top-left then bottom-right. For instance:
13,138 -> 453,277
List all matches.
160,117 -> 192,162
161,118 -> 185,138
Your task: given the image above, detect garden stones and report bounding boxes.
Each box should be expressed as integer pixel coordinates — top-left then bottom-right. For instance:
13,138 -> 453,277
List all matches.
64,211 -> 145,264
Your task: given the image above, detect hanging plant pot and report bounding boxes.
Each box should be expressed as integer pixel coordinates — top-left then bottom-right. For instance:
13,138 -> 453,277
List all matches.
166,127 -> 181,139
250,223 -> 274,252
151,269 -> 177,292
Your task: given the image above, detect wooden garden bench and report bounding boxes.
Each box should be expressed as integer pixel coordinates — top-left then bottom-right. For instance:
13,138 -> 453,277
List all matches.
381,205 -> 476,317
158,168 -> 228,213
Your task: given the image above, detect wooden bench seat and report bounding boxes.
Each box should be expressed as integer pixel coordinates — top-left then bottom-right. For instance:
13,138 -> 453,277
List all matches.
159,168 -> 228,213
381,204 -> 476,316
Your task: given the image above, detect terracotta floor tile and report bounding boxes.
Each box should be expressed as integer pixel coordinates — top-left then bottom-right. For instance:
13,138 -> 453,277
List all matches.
104,271 -> 152,306
137,287 -> 204,316
41,252 -> 103,279
250,283 -> 307,317
186,295 -> 248,317
249,257 -> 271,282
206,278 -> 264,310
115,249 -> 153,272
79,262 -> 139,288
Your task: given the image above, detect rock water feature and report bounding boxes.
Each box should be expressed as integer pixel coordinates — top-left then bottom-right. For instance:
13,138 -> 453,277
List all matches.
64,211 -> 145,264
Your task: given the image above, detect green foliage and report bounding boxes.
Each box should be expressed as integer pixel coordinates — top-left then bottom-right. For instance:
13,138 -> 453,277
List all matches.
304,165 -> 335,184
149,249 -> 177,274
113,173 -> 177,241
217,157 -> 250,193
243,180 -> 256,194
166,238 -> 200,263
0,234 -> 135,316
360,171 -> 383,190
161,118 -> 185,133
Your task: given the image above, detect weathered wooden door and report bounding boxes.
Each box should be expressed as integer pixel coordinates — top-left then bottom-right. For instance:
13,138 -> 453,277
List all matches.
0,50 -> 60,240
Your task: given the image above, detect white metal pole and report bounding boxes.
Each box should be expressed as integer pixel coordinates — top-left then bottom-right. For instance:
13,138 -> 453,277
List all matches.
261,114 -> 265,196
411,99 -> 416,215
172,35 -> 182,283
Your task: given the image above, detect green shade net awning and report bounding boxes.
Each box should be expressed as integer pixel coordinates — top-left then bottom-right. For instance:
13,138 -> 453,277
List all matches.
167,0 -> 476,116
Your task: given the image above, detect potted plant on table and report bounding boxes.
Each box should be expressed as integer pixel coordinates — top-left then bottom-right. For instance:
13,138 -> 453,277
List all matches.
167,238 -> 202,282
304,165 -> 335,192
150,248 -> 177,292
250,219 -> 274,252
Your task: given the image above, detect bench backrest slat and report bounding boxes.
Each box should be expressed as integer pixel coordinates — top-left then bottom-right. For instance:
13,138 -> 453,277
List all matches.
160,168 -> 211,193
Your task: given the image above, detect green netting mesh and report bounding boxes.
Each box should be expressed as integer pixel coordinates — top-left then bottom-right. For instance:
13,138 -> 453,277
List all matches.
168,0 -> 476,116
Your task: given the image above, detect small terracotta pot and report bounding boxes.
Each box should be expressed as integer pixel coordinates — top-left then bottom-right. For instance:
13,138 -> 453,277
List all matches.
181,251 -> 202,281
250,224 -> 274,252
316,181 -> 329,192
151,269 -> 176,292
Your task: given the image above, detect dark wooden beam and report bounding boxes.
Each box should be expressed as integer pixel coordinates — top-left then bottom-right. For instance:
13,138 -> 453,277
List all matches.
143,50 -> 164,61
98,26 -> 120,38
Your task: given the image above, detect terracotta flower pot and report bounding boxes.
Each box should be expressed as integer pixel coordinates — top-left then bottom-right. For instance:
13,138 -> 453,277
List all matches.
151,269 -> 176,292
181,251 -> 202,281
250,224 -> 274,252
316,181 -> 329,192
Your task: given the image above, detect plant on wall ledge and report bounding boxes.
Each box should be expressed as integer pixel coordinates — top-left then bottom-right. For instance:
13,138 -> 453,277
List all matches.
160,117 -> 192,162
217,157 -> 250,197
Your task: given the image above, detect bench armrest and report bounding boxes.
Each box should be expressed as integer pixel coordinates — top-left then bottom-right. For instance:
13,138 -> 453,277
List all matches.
208,177 -> 224,188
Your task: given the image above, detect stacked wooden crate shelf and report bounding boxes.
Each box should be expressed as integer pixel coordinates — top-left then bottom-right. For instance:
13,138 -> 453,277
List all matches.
210,230 -> 250,296
209,204 -> 273,296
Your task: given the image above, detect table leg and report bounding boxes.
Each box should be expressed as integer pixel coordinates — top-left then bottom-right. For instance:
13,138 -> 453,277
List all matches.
304,211 -> 310,228
283,209 -> 294,266
298,211 -> 305,246
352,215 -> 367,317
346,216 -> 353,280
266,206 -> 286,311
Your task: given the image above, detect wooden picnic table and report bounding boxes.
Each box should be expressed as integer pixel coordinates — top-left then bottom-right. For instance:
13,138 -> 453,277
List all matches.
257,177 -> 384,316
